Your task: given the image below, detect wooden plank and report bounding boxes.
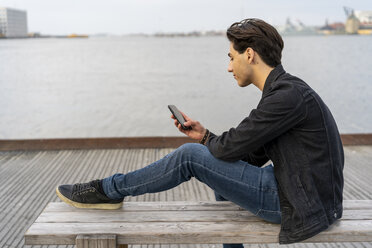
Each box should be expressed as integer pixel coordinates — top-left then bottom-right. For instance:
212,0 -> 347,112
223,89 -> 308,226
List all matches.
305,220 -> 372,243
342,200 -> 372,209
341,210 -> 372,219
24,221 -> 278,245
1,134 -> 371,151
35,210 -> 260,223
24,220 -> 372,245
0,137 -> 196,151
43,201 -> 245,212
35,209 -> 372,224
341,133 -> 372,146
43,200 -> 372,212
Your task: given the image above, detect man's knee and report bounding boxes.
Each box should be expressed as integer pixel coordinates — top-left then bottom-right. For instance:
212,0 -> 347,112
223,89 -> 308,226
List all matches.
177,143 -> 208,157
173,143 -> 212,179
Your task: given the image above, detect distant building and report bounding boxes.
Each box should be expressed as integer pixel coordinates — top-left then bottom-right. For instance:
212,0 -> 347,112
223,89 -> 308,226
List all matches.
345,14 -> 359,34
277,18 -> 317,36
344,7 -> 372,35
355,10 -> 372,24
354,10 -> 372,35
318,19 -> 345,35
0,7 -> 28,38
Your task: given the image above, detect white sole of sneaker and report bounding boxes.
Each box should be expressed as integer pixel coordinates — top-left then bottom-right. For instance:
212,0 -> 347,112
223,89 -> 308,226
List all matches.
55,187 -> 123,210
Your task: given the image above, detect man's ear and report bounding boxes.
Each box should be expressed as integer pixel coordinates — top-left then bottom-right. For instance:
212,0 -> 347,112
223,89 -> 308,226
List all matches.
245,48 -> 255,64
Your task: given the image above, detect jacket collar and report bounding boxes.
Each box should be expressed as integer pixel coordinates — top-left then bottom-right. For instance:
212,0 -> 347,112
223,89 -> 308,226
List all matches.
262,64 -> 286,95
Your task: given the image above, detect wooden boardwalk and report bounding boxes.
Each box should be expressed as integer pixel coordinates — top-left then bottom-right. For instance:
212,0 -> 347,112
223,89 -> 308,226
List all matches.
0,146 -> 371,248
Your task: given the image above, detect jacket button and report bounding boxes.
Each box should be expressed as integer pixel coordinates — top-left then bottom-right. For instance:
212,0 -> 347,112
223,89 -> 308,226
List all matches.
334,213 -> 337,218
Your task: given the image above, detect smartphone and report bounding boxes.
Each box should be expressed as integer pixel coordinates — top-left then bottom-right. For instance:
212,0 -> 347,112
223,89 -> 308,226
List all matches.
168,105 -> 192,130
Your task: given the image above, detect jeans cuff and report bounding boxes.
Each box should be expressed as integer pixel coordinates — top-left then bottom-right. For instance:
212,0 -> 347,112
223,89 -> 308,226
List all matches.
102,176 -> 125,200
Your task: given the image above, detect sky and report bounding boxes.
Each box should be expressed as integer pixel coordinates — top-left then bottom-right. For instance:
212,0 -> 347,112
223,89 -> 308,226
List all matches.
0,0 -> 371,35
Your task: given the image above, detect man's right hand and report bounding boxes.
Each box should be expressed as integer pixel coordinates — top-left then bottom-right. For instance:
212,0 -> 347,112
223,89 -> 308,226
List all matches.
171,111 -> 207,141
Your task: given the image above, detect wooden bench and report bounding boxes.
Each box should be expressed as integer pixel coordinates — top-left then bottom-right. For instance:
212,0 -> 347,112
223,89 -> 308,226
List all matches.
25,200 -> 372,248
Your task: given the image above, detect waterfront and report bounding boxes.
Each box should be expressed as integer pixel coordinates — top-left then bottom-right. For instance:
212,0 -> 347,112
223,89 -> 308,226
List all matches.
1,35 -> 372,139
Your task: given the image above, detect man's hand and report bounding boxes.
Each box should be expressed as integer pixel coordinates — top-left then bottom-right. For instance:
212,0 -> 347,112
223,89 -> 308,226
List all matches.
171,111 -> 206,141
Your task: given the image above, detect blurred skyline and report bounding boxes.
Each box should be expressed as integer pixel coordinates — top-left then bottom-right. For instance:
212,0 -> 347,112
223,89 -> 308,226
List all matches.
0,0 -> 372,35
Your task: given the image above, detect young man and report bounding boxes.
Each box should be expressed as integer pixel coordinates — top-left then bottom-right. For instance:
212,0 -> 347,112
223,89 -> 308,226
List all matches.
56,18 -> 344,244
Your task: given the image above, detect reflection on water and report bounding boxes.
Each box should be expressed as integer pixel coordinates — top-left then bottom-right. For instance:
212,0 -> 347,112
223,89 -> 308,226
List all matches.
0,35 -> 371,139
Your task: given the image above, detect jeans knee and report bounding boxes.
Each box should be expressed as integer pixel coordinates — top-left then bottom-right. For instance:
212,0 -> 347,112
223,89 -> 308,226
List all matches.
177,143 -> 206,157
174,143 -> 210,177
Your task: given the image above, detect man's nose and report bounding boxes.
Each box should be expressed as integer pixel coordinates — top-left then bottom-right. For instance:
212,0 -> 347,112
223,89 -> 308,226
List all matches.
227,62 -> 233,72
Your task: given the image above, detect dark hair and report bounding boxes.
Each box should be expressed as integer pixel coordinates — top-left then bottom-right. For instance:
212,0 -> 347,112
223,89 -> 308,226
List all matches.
227,18 -> 284,67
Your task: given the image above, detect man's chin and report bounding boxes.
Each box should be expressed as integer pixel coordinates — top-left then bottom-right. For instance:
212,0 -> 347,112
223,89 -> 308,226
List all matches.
237,81 -> 251,87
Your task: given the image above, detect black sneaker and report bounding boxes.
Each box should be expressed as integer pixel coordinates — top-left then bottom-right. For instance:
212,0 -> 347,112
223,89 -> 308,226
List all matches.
56,179 -> 123,209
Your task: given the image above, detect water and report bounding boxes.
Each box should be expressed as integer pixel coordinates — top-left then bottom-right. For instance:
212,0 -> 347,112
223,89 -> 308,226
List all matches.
1,35 -> 371,139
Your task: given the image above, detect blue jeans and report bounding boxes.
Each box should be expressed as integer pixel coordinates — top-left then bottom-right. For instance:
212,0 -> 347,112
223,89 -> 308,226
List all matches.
102,143 -> 281,247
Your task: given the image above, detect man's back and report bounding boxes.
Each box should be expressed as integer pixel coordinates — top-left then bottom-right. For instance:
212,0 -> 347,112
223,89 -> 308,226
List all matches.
263,67 -> 344,243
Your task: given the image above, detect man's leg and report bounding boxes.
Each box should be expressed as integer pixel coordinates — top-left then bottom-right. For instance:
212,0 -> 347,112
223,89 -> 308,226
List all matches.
57,142 -> 280,247
103,143 -> 281,223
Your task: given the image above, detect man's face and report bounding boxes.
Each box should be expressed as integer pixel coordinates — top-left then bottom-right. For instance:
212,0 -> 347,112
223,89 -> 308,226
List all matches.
227,43 -> 253,87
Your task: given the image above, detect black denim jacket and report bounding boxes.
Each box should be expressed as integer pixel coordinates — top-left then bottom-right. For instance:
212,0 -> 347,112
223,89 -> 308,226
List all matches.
205,65 -> 344,244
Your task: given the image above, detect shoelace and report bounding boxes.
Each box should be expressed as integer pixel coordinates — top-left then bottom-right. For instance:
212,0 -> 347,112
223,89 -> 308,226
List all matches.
73,180 -> 99,193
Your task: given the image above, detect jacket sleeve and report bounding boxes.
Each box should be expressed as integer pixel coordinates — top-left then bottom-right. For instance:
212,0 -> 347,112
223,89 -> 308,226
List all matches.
205,83 -> 307,162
